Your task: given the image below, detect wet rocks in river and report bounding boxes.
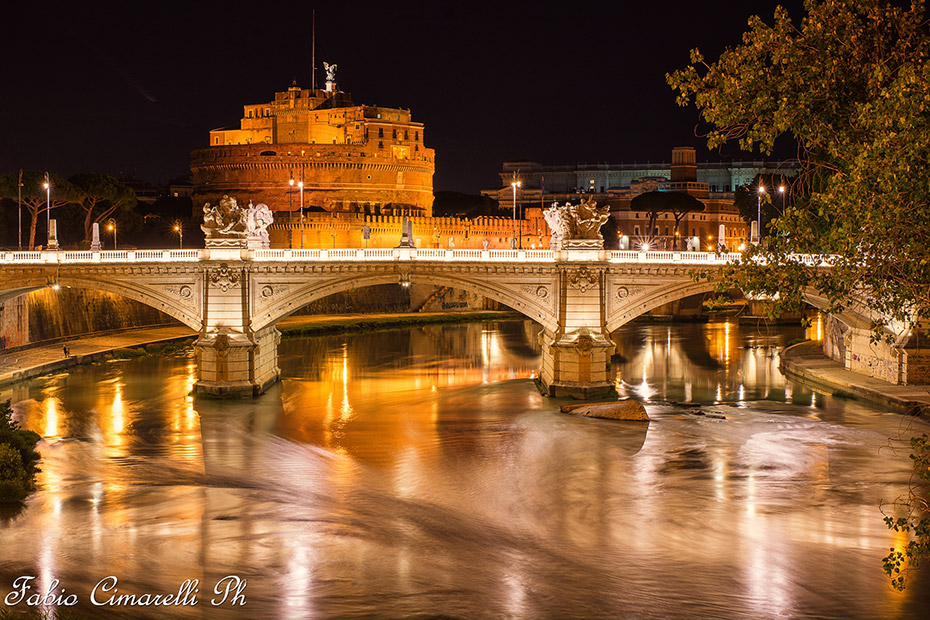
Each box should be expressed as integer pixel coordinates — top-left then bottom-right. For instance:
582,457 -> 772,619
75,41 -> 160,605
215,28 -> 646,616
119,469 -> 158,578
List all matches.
561,400 -> 650,421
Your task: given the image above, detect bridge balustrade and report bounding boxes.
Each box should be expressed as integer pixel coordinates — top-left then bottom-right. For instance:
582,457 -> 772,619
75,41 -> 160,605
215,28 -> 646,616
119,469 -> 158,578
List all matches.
0,248 -> 827,266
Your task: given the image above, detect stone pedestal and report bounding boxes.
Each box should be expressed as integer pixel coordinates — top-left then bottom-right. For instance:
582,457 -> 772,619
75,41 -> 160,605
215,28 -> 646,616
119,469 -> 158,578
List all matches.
537,329 -> 615,398
194,326 -> 280,397
47,219 -> 59,251
191,261 -> 281,397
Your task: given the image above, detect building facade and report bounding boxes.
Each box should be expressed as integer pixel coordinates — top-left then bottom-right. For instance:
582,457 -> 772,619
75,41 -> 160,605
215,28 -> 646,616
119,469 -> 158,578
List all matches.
483,147 -> 797,250
191,78 -> 435,217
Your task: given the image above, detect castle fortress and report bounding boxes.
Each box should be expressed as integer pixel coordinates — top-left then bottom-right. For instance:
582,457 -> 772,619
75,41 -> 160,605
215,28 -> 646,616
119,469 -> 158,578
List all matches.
191,72 -> 435,218
191,72 -> 547,250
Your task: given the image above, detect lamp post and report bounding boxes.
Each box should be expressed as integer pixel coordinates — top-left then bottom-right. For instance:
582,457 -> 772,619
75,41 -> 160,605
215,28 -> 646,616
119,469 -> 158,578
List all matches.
755,185 -> 765,243
511,174 -> 521,250
288,174 -> 294,250
43,173 -> 50,248
298,174 -> 305,250
107,218 -> 117,250
173,222 -> 183,249
17,170 -> 23,251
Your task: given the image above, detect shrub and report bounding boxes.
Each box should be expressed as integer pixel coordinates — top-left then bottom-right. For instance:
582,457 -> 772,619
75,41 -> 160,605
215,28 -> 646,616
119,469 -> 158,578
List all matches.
0,400 -> 41,504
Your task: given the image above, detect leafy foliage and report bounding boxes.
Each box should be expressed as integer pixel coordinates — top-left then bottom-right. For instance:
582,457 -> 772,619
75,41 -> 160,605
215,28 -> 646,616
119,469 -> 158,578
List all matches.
667,0 -> 930,331
68,173 -> 137,242
883,433 -> 930,590
668,0 -> 930,588
0,400 -> 41,504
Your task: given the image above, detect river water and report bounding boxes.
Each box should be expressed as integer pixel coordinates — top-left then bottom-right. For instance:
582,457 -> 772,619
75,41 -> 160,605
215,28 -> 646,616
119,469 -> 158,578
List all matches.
1,319 -> 928,619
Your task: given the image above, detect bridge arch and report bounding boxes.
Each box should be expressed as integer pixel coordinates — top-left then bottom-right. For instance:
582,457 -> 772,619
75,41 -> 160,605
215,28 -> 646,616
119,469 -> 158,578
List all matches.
606,279 -> 720,332
253,269 -> 559,333
604,280 -> 853,334
0,272 -> 202,331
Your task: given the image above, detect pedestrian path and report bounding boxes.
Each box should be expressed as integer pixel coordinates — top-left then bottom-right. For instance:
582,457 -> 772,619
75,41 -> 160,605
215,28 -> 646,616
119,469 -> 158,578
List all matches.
780,340 -> 930,419
0,326 -> 196,388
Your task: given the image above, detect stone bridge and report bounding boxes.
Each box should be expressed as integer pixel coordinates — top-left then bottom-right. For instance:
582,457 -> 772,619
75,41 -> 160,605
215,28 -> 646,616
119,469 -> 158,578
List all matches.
0,247 -> 847,398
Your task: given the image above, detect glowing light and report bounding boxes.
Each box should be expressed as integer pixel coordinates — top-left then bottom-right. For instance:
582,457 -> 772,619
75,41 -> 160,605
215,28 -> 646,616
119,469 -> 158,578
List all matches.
44,397 -> 58,437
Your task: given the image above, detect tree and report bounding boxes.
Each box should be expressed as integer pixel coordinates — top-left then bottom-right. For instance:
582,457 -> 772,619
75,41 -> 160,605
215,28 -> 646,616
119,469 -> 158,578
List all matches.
732,173 -> 795,235
68,173 -> 137,243
668,0 -> 930,589
0,400 -> 41,504
0,171 -> 82,250
630,191 -> 705,248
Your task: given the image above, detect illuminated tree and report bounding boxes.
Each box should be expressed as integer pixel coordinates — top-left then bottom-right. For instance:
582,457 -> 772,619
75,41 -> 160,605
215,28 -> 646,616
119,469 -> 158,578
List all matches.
668,0 -> 930,589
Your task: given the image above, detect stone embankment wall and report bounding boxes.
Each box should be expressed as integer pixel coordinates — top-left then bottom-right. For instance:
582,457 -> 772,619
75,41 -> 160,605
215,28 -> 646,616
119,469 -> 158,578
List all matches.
822,313 -> 930,385
0,288 -> 180,351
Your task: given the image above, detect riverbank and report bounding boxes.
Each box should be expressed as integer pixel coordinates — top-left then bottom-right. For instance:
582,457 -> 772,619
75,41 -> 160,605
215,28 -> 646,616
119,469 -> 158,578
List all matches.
0,311 -> 520,389
780,340 -> 930,420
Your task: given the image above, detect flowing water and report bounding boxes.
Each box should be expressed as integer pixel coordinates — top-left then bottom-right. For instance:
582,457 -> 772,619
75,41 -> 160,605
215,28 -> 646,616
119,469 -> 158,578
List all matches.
1,319 -> 928,619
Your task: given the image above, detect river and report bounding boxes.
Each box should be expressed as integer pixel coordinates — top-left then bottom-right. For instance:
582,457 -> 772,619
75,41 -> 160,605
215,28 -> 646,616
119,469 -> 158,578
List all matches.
1,319 -> 928,619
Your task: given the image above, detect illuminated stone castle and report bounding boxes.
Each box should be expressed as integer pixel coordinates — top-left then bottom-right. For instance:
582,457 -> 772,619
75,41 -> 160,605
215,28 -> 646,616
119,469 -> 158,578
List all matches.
191,71 -> 435,217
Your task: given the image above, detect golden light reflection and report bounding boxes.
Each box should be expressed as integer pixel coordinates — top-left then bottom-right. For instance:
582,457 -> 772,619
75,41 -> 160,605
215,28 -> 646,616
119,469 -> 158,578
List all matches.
41,397 -> 59,438
112,384 -> 125,434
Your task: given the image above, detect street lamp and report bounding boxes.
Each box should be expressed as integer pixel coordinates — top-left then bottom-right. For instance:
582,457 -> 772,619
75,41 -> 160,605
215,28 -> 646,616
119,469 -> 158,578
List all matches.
173,221 -> 183,249
107,218 -> 117,250
288,174 -> 294,249
43,173 -> 51,248
511,174 -> 521,250
755,185 -> 765,243
17,170 -> 23,251
298,175 -> 305,250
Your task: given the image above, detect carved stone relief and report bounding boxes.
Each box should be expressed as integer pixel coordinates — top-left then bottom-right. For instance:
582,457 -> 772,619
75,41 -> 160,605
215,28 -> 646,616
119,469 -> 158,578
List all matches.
567,267 -> 601,293
209,263 -> 240,292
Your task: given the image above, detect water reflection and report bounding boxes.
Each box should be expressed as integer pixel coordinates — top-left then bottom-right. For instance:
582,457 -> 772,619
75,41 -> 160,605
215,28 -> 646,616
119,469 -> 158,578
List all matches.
0,319 -> 927,619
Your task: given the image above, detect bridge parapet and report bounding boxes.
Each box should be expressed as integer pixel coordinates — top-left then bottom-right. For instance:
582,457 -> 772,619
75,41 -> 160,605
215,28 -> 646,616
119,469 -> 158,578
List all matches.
0,248 -> 781,265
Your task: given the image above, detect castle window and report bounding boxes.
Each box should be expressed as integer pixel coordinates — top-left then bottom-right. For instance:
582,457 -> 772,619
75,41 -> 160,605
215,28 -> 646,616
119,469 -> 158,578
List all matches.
248,110 -> 253,118
214,137 -> 219,144
378,128 -> 384,138
378,141 -> 383,149
404,130 -> 408,140
415,131 -> 419,141
392,129 -> 397,139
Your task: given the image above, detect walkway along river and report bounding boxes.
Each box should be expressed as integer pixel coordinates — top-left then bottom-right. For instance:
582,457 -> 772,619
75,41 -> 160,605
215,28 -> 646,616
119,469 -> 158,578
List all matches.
0,319 -> 928,619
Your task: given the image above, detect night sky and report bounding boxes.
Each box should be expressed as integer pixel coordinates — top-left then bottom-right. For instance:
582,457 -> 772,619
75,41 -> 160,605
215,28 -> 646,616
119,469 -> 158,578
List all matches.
3,1 -> 806,194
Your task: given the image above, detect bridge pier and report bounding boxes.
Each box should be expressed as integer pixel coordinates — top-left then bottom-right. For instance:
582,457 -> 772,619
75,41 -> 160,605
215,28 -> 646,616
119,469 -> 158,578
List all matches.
538,329 -> 615,398
192,261 -> 281,397
536,260 -> 616,399
193,326 -> 280,397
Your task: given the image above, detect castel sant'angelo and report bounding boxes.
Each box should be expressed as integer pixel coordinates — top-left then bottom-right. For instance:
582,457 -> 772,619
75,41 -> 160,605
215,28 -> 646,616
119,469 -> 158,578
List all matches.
191,65 -> 535,249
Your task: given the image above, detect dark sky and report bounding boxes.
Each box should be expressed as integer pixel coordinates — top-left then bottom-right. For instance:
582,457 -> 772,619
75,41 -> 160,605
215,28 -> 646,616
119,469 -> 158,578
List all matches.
2,1 -> 805,194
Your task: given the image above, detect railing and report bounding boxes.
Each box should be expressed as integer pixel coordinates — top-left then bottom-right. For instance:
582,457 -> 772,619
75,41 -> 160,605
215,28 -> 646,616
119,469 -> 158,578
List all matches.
0,248 -> 832,267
